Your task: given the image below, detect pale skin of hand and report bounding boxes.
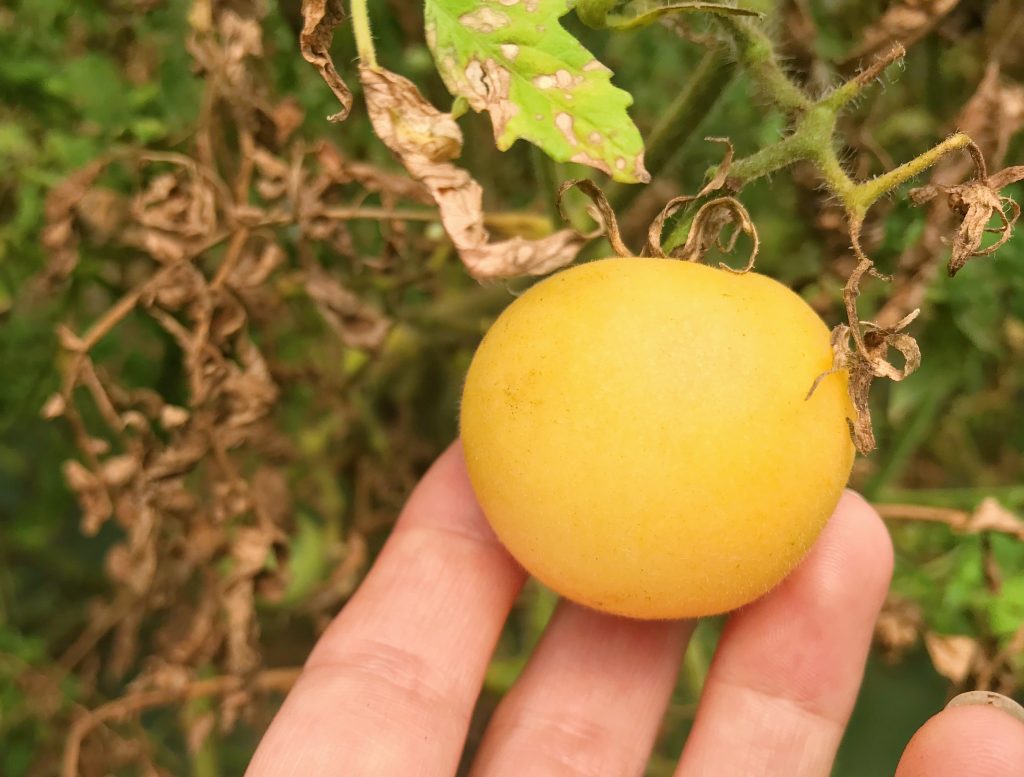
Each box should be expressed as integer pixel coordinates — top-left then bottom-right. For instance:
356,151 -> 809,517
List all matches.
247,442 -> 1024,777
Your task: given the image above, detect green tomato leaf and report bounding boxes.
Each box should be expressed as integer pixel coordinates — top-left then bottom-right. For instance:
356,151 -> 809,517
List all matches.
425,0 -> 650,183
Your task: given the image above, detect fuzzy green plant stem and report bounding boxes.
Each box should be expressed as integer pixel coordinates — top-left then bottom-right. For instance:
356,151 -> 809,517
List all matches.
847,132 -> 973,217
350,0 -> 378,67
717,16 -> 810,114
662,16 -> 975,252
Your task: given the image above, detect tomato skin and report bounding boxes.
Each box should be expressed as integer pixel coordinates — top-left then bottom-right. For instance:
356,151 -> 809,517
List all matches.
460,257 -> 856,619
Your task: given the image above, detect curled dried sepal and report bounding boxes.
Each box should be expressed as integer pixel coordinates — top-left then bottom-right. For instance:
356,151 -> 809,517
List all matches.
300,0 -> 353,122
359,65 -> 584,280
646,194 -> 759,272
556,179 -> 632,257
810,310 -> 922,454
908,141 -> 1024,276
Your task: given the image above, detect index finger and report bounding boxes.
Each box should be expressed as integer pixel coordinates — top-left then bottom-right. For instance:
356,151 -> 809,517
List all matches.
246,442 -> 526,777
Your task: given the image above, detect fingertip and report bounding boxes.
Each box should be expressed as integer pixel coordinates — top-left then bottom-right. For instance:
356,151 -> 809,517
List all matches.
836,488 -> 894,588
396,440 -> 502,546
897,703 -> 1024,777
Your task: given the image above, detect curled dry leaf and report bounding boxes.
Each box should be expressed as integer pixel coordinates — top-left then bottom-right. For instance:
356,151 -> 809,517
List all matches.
359,64 -> 585,280
909,143 -> 1024,276
41,158 -> 110,286
810,310 -> 921,454
299,0 -> 353,122
647,194 -> 759,272
63,460 -> 113,535
924,632 -> 979,684
644,138 -> 757,269
556,179 -> 632,257
303,265 -> 391,350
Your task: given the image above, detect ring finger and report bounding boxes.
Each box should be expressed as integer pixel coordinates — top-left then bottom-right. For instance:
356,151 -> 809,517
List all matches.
675,491 -> 894,777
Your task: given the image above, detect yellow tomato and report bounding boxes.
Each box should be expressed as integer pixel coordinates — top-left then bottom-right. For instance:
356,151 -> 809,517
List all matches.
460,257 -> 855,619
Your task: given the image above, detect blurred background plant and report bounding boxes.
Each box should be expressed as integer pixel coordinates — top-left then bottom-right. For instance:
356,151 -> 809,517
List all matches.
0,0 -> 1022,775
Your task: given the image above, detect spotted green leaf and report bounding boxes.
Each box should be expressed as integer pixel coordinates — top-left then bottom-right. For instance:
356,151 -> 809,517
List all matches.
424,0 -> 649,183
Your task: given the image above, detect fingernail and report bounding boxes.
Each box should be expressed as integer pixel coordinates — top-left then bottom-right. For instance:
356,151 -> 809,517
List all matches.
946,691 -> 1024,724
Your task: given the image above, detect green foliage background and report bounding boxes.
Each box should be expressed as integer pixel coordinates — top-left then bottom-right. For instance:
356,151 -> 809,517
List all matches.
1,0 -> 1022,775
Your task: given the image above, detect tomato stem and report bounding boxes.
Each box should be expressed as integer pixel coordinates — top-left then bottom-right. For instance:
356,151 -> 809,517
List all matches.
662,13 -> 977,263
350,0 -> 378,69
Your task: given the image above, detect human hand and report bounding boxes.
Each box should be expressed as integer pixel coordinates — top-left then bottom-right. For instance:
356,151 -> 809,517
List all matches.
247,442 -> 1024,777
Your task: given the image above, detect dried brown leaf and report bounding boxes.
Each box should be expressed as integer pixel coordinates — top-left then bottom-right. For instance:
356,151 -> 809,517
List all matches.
924,632 -> 979,684
812,309 -> 921,454
967,498 -> 1024,539
159,405 -> 191,430
41,393 -> 67,419
271,97 -> 306,145
303,266 -> 391,350
909,154 -> 1024,276
647,194 -> 759,272
76,187 -> 128,243
556,179 -> 631,257
359,65 -> 584,280
41,158 -> 109,285
146,429 -> 210,480
698,137 -> 735,196
300,0 -> 353,122
63,460 -> 113,535
100,455 -> 139,489
222,581 -> 259,676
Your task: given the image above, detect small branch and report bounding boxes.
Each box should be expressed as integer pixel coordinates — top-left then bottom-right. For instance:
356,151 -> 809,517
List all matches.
63,667 -> 302,777
875,502 -> 970,528
724,131 -> 810,189
878,485 -> 1024,509
210,227 -> 251,291
849,133 -> 974,213
822,43 -> 906,112
78,285 -> 147,353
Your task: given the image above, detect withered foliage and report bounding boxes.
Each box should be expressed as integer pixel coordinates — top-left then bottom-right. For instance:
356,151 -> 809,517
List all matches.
357,65 -> 585,279
876,60 -> 1024,326
39,2 -> 471,774
909,142 -> 1024,277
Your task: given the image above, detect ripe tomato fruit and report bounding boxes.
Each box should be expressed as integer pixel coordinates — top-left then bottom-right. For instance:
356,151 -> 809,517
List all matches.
460,257 -> 855,619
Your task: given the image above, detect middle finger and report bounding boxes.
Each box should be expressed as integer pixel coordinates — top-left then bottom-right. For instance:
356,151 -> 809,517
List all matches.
471,601 -> 691,777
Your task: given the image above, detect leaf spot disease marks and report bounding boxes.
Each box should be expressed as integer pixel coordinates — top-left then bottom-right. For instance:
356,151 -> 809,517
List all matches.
555,112 -> 577,146
425,0 -> 650,182
459,7 -> 510,32
464,58 -> 518,136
